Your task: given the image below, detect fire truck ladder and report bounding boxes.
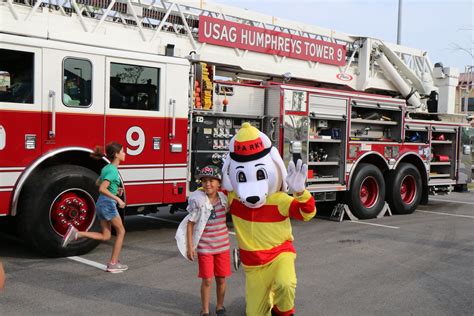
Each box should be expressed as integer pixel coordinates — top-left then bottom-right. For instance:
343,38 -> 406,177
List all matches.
369,39 -> 438,111
1,0 -> 436,93
2,0 -> 353,54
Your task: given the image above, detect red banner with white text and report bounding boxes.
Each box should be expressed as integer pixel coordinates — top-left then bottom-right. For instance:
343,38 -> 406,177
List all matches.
198,16 -> 347,66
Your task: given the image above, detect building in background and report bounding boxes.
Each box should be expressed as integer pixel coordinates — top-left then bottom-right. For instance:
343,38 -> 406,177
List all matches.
456,66 -> 474,124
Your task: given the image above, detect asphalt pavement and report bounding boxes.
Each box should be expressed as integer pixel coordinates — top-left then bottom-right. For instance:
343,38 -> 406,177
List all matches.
1,192 -> 473,315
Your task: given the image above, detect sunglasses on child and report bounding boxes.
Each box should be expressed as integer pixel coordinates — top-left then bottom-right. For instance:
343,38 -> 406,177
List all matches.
209,206 -> 217,220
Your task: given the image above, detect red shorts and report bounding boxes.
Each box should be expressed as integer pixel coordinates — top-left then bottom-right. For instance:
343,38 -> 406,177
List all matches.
197,251 -> 232,279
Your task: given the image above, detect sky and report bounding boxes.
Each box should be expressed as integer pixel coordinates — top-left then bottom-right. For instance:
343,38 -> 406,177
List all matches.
213,0 -> 473,72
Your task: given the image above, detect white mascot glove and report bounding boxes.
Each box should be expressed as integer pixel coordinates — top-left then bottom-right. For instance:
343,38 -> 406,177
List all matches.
286,159 -> 307,194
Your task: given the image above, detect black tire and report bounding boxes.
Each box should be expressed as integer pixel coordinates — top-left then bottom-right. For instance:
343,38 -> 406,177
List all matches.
18,165 -> 101,257
386,163 -> 422,214
347,163 -> 386,219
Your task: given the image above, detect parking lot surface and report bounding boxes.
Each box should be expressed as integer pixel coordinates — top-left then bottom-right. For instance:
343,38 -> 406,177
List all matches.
1,192 -> 473,315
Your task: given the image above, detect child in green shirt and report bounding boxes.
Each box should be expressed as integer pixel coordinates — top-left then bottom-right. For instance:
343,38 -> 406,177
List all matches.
62,141 -> 128,273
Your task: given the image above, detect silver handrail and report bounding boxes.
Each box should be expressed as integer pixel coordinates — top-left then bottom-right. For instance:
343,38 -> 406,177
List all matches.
169,98 -> 176,139
48,90 -> 56,139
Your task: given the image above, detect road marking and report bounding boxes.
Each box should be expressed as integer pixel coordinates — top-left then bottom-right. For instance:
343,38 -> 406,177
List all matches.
143,215 -> 181,224
140,215 -> 235,235
429,198 -> 474,206
417,210 -> 474,219
142,215 -> 236,235
347,221 -> 400,229
143,215 -> 238,234
67,256 -> 107,271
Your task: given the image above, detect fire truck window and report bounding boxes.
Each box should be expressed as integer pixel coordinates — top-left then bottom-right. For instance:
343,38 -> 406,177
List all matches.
0,49 -> 34,104
109,63 -> 160,111
63,58 -> 92,107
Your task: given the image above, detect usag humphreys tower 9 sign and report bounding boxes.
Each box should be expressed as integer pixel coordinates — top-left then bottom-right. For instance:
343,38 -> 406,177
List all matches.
198,16 -> 347,66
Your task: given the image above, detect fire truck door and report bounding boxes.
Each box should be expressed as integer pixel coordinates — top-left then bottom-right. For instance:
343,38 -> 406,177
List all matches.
41,49 -> 105,154
161,63 -> 189,204
105,58 -> 166,205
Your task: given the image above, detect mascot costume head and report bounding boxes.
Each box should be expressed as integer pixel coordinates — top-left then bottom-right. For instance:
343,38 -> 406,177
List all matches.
221,122 -> 316,316
221,122 -> 288,207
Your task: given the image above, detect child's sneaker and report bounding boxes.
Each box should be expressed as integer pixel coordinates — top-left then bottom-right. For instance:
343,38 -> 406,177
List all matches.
62,225 -> 78,248
106,262 -> 128,273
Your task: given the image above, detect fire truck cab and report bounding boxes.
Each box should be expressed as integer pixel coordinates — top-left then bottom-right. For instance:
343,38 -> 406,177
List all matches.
0,33 -> 190,255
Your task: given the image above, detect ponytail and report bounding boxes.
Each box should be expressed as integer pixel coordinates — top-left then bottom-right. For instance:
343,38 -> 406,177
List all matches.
90,146 -> 105,160
91,142 -> 123,161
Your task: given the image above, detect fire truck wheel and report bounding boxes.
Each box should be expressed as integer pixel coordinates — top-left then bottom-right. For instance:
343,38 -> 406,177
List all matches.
18,165 -> 101,257
347,163 -> 386,219
386,163 -> 422,214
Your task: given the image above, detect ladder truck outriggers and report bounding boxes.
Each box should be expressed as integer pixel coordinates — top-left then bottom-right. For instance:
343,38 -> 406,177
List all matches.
0,0 -> 472,256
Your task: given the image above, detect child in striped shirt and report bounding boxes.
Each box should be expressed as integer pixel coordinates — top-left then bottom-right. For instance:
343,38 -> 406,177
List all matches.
186,165 -> 230,316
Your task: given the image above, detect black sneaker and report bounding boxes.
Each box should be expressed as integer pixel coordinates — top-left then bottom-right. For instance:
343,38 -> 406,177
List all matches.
216,307 -> 226,316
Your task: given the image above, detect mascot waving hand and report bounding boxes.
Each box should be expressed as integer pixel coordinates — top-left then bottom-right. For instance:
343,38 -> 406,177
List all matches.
223,122 -> 316,316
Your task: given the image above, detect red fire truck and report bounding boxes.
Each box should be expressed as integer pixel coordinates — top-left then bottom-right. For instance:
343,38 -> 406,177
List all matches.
1,0 -> 472,256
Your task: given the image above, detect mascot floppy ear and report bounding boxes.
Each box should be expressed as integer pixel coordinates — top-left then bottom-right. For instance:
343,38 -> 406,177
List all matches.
270,147 -> 289,192
221,153 -> 233,191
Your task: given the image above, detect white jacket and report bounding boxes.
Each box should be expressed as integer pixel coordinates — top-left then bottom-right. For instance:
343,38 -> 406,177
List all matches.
175,190 -> 228,260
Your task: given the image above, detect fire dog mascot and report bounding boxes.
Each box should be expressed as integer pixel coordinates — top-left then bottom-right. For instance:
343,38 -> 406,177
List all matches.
223,122 -> 316,316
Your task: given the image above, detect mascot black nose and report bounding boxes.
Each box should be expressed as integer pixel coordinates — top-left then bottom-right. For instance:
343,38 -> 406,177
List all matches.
246,196 -> 260,204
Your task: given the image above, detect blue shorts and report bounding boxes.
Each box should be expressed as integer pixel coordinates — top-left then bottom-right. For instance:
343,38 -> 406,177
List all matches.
95,195 -> 119,221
